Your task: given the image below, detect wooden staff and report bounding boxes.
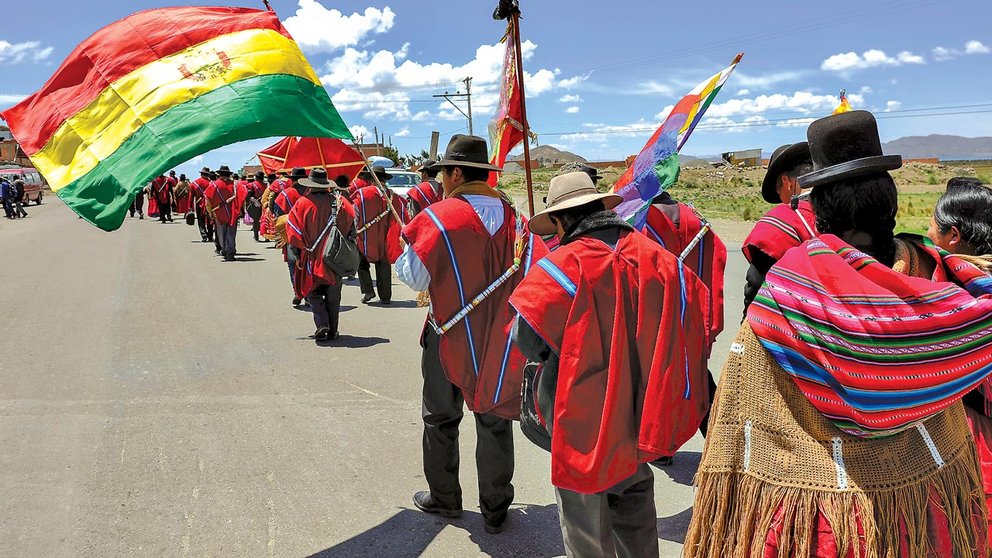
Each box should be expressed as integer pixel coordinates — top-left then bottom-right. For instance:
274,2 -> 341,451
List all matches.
679,221 -> 711,262
353,141 -> 404,224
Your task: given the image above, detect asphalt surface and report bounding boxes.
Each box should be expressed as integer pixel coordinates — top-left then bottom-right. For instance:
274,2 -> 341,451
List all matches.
0,201 -> 749,557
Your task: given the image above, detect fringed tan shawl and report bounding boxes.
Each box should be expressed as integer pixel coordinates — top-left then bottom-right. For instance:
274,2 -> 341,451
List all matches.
685,325 -> 987,558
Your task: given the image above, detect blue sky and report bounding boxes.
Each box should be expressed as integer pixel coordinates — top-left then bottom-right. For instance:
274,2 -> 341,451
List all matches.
2,0 -> 990,177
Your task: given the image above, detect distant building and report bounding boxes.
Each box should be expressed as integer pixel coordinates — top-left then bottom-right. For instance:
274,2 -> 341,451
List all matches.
241,164 -> 264,177
722,148 -> 762,167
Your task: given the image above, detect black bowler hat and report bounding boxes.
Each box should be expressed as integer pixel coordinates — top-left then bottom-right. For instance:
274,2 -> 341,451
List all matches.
435,134 -> 502,172
762,142 -> 811,203
577,164 -> 603,184
371,165 -> 393,180
289,167 -> 307,180
216,165 -> 233,176
799,111 -> 902,189
254,171 -> 265,181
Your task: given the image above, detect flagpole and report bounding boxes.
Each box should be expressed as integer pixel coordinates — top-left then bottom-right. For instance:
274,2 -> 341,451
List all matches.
510,12 -> 536,217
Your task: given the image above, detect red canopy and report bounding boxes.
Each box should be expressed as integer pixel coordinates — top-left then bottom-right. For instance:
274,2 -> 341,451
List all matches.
284,137 -> 365,182
257,136 -> 297,175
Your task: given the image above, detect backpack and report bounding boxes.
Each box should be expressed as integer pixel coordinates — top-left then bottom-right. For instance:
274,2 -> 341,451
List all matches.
308,194 -> 360,277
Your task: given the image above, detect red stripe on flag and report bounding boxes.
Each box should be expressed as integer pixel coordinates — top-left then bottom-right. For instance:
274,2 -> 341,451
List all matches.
2,7 -> 289,155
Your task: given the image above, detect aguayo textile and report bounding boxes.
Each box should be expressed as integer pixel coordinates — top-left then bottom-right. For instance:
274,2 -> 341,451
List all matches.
742,200 -> 818,263
0,7 -> 350,230
748,234 -> 992,438
685,325 -> 988,558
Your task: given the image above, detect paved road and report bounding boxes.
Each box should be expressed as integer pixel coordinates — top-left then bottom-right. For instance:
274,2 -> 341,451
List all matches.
0,201 -> 748,557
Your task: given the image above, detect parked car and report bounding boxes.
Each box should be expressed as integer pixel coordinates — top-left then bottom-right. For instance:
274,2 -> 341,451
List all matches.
384,169 -> 421,199
0,167 -> 45,204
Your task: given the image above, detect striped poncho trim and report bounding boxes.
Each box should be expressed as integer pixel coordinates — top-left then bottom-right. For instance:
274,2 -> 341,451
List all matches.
748,234 -> 992,437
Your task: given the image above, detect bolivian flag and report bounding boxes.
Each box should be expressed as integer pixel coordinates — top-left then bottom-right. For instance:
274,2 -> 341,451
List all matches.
1,7 -> 351,231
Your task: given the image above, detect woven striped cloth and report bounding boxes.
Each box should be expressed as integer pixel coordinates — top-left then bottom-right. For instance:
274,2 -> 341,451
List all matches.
748,234 -> 992,437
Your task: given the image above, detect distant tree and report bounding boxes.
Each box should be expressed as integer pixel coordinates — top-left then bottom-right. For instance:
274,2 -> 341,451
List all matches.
380,145 -> 401,165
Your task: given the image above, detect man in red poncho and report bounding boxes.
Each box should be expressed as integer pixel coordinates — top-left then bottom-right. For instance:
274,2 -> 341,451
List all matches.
349,167 -> 373,199
354,165 -> 402,304
245,171 -> 267,242
174,174 -> 191,215
203,165 -> 246,261
741,142 -> 817,314
396,134 -> 549,535
285,168 -> 356,342
509,172 -> 710,557
642,191 -> 727,444
190,167 -> 214,243
150,173 -> 174,223
273,168 -> 307,306
407,160 -> 443,218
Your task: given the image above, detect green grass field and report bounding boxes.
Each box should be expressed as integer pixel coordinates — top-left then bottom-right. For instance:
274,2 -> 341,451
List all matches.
500,160 -> 992,236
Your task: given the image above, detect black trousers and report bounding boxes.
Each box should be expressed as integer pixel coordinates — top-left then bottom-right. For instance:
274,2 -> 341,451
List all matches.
129,194 -> 144,217
196,206 -> 214,240
421,328 -> 514,524
358,254 -> 392,302
158,200 -> 173,222
307,281 -> 343,332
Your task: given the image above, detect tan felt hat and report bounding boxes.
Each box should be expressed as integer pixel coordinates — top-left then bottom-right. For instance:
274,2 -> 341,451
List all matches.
529,172 -> 622,235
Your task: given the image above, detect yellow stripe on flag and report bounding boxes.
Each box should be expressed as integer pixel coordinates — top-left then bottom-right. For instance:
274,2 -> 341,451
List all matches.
34,29 -> 321,191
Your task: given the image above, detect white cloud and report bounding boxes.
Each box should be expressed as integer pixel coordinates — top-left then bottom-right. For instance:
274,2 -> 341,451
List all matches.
283,2 -> 395,52
689,90 -> 864,119
0,40 -> 53,64
859,86 -> 873,94
349,124 -> 371,140
0,93 -> 27,104
932,46 -> 954,61
965,40 -> 991,54
935,40 -> 992,61
560,120 -> 655,144
821,49 -> 925,72
394,127 -> 410,137
559,94 -> 582,103
884,100 -> 901,112
565,106 -> 580,114
321,39 -> 567,122
736,89 -> 750,96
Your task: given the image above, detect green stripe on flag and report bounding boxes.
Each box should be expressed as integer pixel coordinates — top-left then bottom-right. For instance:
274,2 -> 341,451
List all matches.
56,74 -> 351,231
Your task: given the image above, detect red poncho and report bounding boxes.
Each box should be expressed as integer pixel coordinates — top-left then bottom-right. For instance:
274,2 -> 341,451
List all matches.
354,185 -> 402,264
402,196 -> 549,419
743,200 -> 817,263
151,176 -> 171,204
509,229 -> 710,493
408,180 -> 442,214
286,193 -> 356,296
203,179 -> 246,227
642,203 -> 727,350
190,177 -> 210,209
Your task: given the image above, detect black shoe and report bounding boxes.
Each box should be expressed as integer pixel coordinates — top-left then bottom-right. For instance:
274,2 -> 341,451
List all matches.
314,327 -> 330,341
292,297 -> 301,307
484,514 -> 508,535
328,331 -> 340,341
412,491 -> 462,518
361,293 -> 376,304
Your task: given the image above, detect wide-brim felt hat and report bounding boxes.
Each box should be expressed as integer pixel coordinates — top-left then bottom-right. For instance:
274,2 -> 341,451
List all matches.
761,142 -> 811,203
435,134 -> 502,172
216,165 -> 233,176
299,168 -> 335,189
421,160 -> 439,171
799,110 -> 902,189
529,172 -> 622,235
289,167 -> 308,179
371,165 -> 393,180
199,166 -> 211,175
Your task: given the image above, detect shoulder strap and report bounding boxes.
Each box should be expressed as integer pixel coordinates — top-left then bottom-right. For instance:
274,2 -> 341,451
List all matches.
307,195 -> 340,253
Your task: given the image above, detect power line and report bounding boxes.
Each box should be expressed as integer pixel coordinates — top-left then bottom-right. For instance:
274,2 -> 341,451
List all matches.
534,102 -> 992,137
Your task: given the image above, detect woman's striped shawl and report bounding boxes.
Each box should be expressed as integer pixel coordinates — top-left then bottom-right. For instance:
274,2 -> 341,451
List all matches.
748,234 -> 992,438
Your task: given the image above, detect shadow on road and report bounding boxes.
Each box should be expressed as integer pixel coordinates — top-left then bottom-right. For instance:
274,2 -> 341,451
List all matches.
318,335 -> 390,348
369,300 -> 420,309
229,257 -> 265,262
651,450 -> 701,487
307,504 -> 565,558
657,506 -> 693,545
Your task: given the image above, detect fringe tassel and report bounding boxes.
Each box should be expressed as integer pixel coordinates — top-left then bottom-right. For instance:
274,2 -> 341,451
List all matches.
685,448 -> 987,558
416,290 -> 431,307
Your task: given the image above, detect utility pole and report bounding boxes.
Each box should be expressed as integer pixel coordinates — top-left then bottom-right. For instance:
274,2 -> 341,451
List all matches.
464,77 -> 474,136
433,77 -> 474,136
